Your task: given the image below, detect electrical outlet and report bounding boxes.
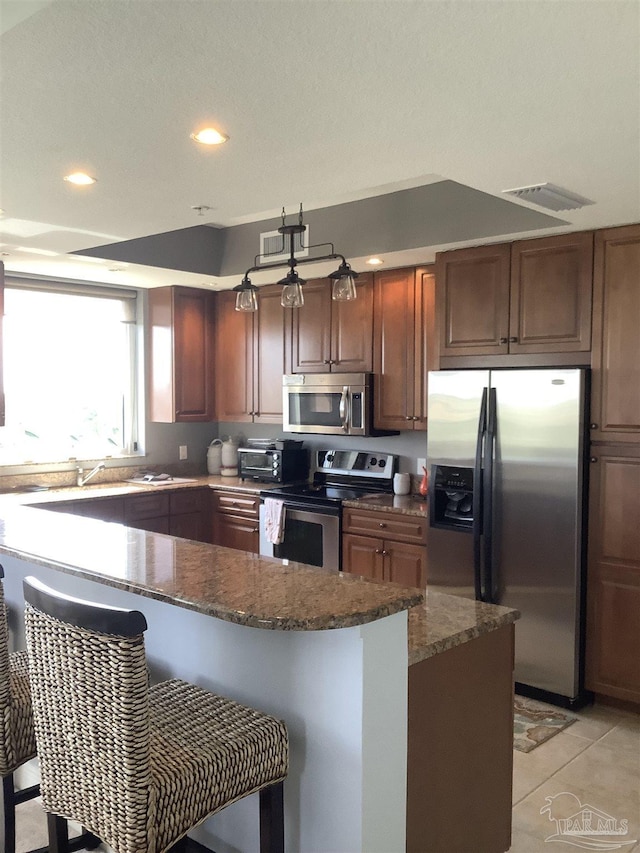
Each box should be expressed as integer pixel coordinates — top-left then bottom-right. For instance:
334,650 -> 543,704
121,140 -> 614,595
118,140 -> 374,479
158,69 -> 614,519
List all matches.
179,445 -> 188,461
416,457 -> 426,474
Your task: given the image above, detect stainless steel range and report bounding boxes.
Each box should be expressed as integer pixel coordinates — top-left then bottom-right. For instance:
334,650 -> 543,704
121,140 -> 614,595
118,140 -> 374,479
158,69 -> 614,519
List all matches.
259,450 -> 397,571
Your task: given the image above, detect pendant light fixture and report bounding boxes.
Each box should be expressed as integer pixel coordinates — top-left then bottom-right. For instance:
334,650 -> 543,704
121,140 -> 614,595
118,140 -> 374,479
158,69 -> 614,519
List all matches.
234,204 -> 359,312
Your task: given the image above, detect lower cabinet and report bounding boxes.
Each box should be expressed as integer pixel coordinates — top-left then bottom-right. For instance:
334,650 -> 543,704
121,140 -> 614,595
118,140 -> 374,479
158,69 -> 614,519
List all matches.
41,488 -> 211,543
586,445 -> 640,704
342,507 -> 427,588
211,491 -> 260,554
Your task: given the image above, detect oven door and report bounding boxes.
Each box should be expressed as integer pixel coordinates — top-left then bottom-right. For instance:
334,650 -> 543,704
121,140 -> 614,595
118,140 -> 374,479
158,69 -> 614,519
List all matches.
259,503 -> 340,571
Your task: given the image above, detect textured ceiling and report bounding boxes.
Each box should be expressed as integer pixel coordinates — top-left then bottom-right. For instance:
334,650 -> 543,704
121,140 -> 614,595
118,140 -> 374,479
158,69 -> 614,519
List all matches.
1,0 -> 639,290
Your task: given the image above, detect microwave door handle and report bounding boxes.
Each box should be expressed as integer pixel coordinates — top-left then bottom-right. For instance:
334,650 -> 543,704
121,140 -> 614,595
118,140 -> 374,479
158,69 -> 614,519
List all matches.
339,386 -> 349,432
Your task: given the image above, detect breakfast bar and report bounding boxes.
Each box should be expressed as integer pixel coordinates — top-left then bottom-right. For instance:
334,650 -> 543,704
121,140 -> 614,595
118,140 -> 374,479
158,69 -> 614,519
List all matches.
0,500 -> 519,852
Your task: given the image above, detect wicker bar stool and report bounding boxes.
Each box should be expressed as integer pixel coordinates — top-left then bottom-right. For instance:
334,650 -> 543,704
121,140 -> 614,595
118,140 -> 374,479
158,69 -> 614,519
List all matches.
23,575 -> 289,853
1,566 -> 99,853
0,564 -> 39,853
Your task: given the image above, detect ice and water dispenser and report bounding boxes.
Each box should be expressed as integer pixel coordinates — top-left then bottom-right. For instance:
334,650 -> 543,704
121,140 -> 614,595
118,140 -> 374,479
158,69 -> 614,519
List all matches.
429,465 -> 475,531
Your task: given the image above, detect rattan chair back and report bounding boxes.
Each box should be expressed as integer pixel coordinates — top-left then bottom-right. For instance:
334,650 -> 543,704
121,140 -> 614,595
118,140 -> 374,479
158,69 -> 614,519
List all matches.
23,576 -> 154,851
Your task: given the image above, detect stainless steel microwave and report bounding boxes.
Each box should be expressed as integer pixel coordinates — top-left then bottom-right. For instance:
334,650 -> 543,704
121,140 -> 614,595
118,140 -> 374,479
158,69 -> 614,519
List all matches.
283,373 -> 396,436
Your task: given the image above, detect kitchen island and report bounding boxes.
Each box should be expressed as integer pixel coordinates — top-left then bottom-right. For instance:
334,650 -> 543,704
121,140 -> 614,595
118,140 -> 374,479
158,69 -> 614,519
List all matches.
0,498 -> 518,853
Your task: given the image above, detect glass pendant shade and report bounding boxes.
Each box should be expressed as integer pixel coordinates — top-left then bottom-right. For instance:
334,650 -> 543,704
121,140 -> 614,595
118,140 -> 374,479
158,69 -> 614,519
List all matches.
234,277 -> 258,312
280,281 -> 304,308
332,274 -> 357,301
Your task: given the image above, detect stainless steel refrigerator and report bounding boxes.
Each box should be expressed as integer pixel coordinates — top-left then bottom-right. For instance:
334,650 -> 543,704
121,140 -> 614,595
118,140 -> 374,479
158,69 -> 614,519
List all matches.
426,368 -> 588,707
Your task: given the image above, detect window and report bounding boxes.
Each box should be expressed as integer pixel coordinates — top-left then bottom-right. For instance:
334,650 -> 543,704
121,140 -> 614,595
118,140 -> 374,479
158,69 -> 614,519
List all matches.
0,280 -> 140,465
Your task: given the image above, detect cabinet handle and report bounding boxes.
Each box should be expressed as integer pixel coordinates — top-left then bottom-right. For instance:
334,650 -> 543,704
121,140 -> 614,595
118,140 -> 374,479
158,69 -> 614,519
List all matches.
324,360 -> 331,364
252,527 -> 259,533
590,423 -> 598,429
590,457 -> 598,463
509,336 -> 518,343
254,411 -> 260,417
405,416 -> 413,421
499,337 -> 508,344
382,550 -> 388,557
375,548 -> 383,554
412,416 -> 420,421
379,522 -> 386,528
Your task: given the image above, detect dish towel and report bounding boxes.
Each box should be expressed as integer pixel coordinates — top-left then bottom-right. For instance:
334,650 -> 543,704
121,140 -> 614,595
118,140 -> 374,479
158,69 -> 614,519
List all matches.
264,498 -> 286,545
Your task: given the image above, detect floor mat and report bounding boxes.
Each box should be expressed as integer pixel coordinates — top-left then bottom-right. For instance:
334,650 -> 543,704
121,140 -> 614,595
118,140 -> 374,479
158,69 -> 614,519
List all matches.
514,696 -> 576,753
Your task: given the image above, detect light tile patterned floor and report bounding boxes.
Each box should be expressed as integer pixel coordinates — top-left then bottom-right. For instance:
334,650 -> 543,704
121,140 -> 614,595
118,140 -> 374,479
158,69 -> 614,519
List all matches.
509,702 -> 640,852
10,702 -> 640,852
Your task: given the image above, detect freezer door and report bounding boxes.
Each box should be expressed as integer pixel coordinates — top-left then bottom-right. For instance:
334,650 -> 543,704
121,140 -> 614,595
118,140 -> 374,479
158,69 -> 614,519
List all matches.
490,368 -> 585,699
426,371 -> 489,597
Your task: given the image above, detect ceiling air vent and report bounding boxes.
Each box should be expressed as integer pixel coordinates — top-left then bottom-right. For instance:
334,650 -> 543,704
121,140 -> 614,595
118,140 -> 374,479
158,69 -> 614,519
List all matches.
502,183 -> 594,212
259,228 -> 309,263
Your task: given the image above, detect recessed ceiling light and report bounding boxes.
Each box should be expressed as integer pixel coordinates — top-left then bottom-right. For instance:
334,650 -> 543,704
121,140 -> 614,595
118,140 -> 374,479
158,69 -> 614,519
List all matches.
190,127 -> 229,146
366,257 -> 384,266
64,172 -> 97,186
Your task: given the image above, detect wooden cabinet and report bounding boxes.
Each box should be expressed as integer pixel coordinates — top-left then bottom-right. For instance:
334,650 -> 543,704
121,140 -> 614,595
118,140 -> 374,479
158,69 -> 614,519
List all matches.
586,445 -> 640,704
342,507 -> 427,588
149,286 -> 215,422
42,488 -> 211,541
291,275 -> 373,373
211,490 -> 260,553
373,266 -> 436,431
215,286 -> 289,423
0,261 -> 4,427
436,232 -> 593,359
590,224 -> 640,444
169,488 -> 210,542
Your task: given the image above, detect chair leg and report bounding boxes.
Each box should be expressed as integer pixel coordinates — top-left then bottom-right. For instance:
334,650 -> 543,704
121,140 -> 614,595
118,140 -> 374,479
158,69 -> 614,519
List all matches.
259,781 -> 284,853
47,813 -> 69,853
3,773 -> 17,853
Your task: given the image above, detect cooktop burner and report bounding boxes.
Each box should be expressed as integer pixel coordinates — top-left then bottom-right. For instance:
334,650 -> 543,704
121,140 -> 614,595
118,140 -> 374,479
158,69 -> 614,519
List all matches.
263,483 -> 382,505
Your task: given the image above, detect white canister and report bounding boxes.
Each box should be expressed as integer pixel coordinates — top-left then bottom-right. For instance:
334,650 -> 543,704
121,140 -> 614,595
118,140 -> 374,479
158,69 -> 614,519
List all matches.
220,437 -> 239,477
207,439 -> 223,475
393,472 -> 411,495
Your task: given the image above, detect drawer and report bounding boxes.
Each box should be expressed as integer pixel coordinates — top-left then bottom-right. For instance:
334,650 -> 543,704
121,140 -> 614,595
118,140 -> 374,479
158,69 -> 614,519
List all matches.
212,491 -> 259,519
125,492 -> 170,521
342,507 -> 427,545
170,488 -> 209,515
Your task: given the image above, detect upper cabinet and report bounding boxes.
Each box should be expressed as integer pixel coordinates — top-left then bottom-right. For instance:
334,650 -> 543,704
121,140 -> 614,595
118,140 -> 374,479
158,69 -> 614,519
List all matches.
291,274 -> 373,373
0,261 -> 4,427
148,286 -> 215,422
373,266 -> 436,431
590,224 -> 640,444
216,285 -> 290,423
436,232 -> 593,360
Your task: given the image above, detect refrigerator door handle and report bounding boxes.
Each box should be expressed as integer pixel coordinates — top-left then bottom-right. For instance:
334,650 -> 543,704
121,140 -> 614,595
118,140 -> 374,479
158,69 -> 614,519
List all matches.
473,388 -> 488,601
482,387 -> 497,603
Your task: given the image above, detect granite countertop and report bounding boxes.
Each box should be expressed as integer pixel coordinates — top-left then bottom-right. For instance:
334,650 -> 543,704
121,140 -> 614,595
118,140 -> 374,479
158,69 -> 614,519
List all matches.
408,591 -> 519,665
0,475 -> 277,507
0,505 -> 424,632
343,492 -> 428,518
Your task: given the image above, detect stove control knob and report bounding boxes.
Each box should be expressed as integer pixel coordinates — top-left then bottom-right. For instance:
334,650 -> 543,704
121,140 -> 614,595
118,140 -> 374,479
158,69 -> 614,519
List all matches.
370,457 -> 377,466
378,459 -> 385,467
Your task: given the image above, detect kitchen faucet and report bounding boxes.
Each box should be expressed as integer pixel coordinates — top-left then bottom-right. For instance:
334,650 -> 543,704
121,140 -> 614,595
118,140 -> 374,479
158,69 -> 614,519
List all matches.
76,462 -> 106,487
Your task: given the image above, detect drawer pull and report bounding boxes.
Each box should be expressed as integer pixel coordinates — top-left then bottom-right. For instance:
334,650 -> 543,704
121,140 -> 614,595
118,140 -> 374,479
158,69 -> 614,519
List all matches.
499,337 -> 508,344
378,522 -> 386,528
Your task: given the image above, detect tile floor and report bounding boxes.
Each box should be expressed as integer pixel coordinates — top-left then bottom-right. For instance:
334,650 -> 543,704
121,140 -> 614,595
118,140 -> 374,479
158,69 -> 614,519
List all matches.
11,701 -> 640,852
509,701 -> 640,852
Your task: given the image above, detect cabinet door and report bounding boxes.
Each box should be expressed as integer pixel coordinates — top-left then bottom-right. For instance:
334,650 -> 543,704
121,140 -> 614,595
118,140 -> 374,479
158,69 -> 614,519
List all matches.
373,267 -> 416,430
170,511 -> 208,542
291,279 -> 332,372
254,284 -> 289,423
342,534 -> 385,581
385,541 -> 426,589
215,291 -> 253,422
436,244 -> 511,356
128,516 -> 171,534
149,286 -> 215,422
331,273 -> 374,372
414,266 -> 437,428
509,232 -> 593,354
212,514 -> 259,553
586,447 -> 640,702
0,261 -> 4,427
82,498 -> 125,523
173,288 -> 216,420
591,224 -> 640,443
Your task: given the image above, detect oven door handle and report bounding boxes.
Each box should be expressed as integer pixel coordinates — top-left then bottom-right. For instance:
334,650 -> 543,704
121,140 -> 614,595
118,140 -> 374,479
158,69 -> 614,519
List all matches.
339,386 -> 349,432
